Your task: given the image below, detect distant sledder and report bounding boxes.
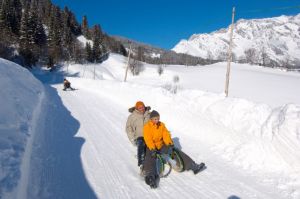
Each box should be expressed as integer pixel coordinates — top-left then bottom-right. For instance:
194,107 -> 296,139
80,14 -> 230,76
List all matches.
63,78 -> 75,91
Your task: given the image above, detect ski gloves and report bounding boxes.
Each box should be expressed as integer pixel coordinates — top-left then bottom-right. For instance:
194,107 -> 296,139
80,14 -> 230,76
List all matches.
168,144 -> 175,152
150,149 -> 159,157
150,144 -> 174,158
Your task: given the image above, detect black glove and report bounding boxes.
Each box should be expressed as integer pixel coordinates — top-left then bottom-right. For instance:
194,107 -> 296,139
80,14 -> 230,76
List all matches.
168,144 -> 175,151
150,149 -> 159,157
136,137 -> 144,145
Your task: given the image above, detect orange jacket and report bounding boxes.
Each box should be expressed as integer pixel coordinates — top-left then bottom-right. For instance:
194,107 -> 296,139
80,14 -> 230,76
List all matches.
143,121 -> 173,150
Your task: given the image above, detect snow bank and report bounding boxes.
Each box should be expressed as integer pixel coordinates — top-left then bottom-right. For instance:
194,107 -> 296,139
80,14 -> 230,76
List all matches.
0,58 -> 44,198
187,92 -> 300,175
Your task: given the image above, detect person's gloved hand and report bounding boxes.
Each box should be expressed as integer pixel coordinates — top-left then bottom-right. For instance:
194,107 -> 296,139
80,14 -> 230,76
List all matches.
150,149 -> 159,157
131,139 -> 137,146
135,137 -> 144,146
168,144 -> 175,151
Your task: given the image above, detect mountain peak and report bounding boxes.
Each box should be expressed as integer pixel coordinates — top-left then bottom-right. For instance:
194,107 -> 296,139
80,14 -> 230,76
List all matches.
173,13 -> 300,68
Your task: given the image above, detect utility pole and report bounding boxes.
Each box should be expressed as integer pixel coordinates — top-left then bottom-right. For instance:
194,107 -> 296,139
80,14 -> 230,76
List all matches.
124,44 -> 132,82
225,7 -> 235,97
93,63 -> 96,79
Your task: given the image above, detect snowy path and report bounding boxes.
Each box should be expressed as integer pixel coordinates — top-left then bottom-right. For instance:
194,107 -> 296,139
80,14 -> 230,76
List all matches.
27,84 -> 97,199
27,72 -> 290,198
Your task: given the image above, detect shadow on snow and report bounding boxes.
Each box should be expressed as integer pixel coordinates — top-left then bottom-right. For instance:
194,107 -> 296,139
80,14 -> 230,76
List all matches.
29,70 -> 98,199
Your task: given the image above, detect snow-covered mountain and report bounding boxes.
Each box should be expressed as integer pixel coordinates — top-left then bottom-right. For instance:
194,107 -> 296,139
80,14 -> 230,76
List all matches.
112,35 -> 211,65
173,14 -> 300,68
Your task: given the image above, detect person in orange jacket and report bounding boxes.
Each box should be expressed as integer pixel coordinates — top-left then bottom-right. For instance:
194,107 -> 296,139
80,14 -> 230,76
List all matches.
143,110 -> 205,189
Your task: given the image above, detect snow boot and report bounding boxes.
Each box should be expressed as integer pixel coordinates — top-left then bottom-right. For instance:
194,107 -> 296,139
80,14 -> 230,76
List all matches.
191,162 -> 205,175
145,175 -> 158,189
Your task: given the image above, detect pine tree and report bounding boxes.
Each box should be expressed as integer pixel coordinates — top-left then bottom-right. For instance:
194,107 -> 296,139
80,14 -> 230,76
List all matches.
0,0 -> 9,37
19,4 -> 33,67
9,0 -> 22,35
119,44 -> 127,56
68,11 -> 81,35
62,6 -> 74,61
34,21 -> 46,47
48,5 -> 62,63
92,24 -> 102,62
19,4 -> 29,48
0,0 -> 12,58
0,0 -> 22,37
42,0 -> 53,26
28,2 -> 39,47
0,2 -> 6,33
82,15 -> 90,38
73,40 -> 84,63
85,42 -> 93,62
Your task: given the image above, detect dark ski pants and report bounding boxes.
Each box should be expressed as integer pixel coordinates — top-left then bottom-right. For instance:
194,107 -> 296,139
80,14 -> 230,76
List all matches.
136,137 -> 146,167
63,84 -> 74,90
143,145 -> 196,177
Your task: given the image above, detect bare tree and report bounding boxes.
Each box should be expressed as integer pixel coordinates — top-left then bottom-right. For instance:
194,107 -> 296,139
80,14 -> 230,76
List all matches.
158,65 -> 164,76
231,52 -> 237,62
281,55 -> 292,69
129,58 -> 144,75
259,46 -> 270,66
173,75 -> 180,83
217,51 -> 227,61
162,75 -> 180,94
137,46 -> 144,62
244,48 -> 257,64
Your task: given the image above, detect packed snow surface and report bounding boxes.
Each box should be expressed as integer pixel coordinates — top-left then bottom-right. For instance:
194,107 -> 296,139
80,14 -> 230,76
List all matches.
1,54 -> 300,198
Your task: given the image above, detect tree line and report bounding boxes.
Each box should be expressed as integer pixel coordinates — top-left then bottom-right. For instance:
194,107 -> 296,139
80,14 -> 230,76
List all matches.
0,0 -> 127,68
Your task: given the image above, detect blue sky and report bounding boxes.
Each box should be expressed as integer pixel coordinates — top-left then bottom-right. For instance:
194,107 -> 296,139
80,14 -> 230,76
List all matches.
52,0 -> 300,49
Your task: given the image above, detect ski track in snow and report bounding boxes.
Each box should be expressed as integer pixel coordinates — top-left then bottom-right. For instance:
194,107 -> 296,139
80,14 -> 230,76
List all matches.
26,71 -> 294,199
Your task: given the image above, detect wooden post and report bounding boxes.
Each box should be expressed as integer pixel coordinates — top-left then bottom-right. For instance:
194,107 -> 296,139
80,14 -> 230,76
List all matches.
93,63 -> 96,80
82,65 -> 87,78
124,45 -> 132,82
225,7 -> 235,97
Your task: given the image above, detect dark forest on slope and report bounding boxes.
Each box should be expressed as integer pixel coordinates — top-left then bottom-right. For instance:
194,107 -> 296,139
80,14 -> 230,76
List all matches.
0,0 -> 127,68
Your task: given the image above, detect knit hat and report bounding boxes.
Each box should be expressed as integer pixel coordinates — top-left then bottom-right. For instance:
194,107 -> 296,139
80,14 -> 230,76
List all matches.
135,101 -> 145,109
150,110 -> 160,118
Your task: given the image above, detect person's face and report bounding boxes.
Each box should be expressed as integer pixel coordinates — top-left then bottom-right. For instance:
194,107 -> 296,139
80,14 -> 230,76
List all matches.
151,116 -> 160,124
136,105 -> 145,113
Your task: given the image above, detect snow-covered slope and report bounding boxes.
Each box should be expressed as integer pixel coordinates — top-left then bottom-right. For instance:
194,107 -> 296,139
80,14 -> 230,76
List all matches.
77,35 -> 93,47
23,54 -> 300,199
0,58 -> 44,198
173,14 -> 300,67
